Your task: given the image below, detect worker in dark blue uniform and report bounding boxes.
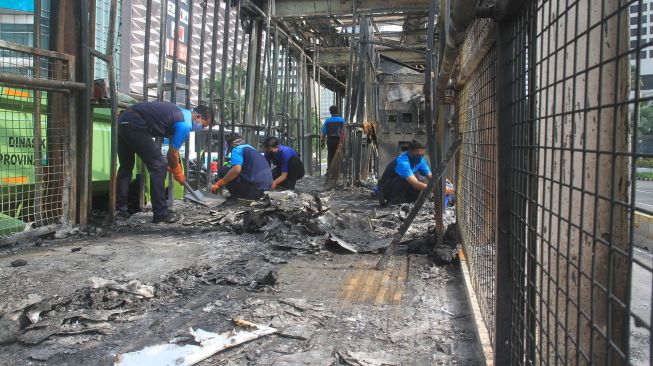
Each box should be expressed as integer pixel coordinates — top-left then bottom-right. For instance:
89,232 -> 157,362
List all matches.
263,136 -> 305,190
116,101 -> 208,223
320,105 -> 346,168
211,134 -> 272,200
377,140 -> 433,206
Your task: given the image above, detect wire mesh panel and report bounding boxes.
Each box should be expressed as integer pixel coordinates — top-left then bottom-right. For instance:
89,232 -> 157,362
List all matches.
502,2 -> 536,363
458,43 -> 498,347
0,42 -> 72,236
500,0 -> 652,364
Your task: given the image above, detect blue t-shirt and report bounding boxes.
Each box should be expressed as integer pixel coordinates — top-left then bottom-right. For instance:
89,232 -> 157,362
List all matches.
394,152 -> 432,179
230,144 -> 273,190
230,144 -> 251,167
265,144 -> 299,173
321,116 -> 346,136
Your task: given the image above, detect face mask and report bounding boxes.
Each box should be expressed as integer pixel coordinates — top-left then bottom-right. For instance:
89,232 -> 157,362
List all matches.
192,122 -> 203,131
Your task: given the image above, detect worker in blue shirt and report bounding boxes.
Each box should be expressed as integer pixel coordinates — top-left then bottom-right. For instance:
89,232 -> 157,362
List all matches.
211,134 -> 272,200
320,105 -> 346,168
263,136 -> 305,190
116,102 -> 209,223
377,140 -> 433,206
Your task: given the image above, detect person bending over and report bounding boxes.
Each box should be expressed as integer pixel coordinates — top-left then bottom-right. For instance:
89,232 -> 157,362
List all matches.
263,136 -> 305,190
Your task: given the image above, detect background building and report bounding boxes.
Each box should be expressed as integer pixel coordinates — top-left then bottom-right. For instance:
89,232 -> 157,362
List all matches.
123,0 -> 244,105
630,2 -> 653,97
319,86 -> 335,120
0,0 -> 244,107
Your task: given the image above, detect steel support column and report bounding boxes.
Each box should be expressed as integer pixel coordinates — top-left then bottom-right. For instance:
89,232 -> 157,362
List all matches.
243,20 -> 261,144
219,0 -> 232,165
206,0 -> 220,189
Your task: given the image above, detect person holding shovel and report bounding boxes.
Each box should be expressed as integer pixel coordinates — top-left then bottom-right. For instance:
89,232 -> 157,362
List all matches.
116,102 -> 208,223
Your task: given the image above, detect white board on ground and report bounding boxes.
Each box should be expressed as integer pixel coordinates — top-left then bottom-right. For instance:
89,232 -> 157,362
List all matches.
113,323 -> 276,366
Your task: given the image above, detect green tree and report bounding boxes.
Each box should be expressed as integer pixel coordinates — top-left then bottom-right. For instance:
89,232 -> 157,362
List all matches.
631,65 -> 641,91
639,102 -> 653,136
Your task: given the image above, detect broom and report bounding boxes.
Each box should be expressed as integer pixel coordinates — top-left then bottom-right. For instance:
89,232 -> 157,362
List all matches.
324,131 -> 345,187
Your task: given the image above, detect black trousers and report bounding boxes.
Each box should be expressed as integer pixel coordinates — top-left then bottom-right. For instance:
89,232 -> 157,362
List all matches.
379,174 -> 427,205
326,136 -> 340,168
218,166 -> 265,200
272,156 -> 305,190
117,117 -> 169,217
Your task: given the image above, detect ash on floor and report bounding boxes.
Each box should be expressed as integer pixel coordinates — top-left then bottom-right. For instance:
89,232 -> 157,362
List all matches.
0,176 -> 482,365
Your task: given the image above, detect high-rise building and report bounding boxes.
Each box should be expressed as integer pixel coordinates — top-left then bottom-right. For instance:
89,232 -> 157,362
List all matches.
1,0 -> 245,107
319,86 -> 335,120
630,2 -> 653,97
0,0 -> 121,84
124,0 -> 245,105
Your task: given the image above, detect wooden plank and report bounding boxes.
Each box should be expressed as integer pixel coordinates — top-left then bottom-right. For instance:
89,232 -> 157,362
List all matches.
392,258 -> 408,305
373,265 -> 394,306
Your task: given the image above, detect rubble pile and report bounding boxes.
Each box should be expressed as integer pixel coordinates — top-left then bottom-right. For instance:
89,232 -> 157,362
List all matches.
177,191 -> 395,254
176,190 -> 461,258
0,264 -> 215,347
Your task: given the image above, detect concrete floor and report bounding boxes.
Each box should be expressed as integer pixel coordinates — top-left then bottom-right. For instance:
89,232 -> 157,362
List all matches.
0,182 -> 483,365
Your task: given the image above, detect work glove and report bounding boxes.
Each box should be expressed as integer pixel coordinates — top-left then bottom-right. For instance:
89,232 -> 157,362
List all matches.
211,179 -> 227,193
168,164 -> 185,184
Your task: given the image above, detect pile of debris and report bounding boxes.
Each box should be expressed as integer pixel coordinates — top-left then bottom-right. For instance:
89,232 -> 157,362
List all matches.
0,265 -> 211,347
177,190 -> 461,261
181,191 -> 394,254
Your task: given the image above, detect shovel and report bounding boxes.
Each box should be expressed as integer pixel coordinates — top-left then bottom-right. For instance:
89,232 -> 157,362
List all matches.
183,181 -> 226,208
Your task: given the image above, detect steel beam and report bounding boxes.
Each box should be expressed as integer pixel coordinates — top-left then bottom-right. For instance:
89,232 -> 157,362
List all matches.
33,0 -> 44,225
0,40 -> 73,61
435,0 -> 477,94
183,0 -> 194,195
219,0 -> 232,165
318,48 -> 426,66
107,0 -> 119,220
493,13 -> 514,366
206,0 -> 220,189
338,29 -> 428,38
230,0 -> 241,132
0,73 -> 86,91
273,0 -> 431,18
244,20 -> 262,144
139,0 -> 153,210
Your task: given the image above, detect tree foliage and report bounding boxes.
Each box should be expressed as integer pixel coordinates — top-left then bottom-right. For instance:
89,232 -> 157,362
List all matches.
639,102 -> 653,136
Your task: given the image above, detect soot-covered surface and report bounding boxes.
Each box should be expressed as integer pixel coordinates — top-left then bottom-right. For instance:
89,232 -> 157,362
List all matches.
0,176 -> 482,365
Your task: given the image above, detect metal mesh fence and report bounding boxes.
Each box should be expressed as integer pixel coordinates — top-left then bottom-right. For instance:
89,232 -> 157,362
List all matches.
457,43 -> 498,347
453,0 -> 652,364
501,0 -> 651,364
0,42 -> 71,235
